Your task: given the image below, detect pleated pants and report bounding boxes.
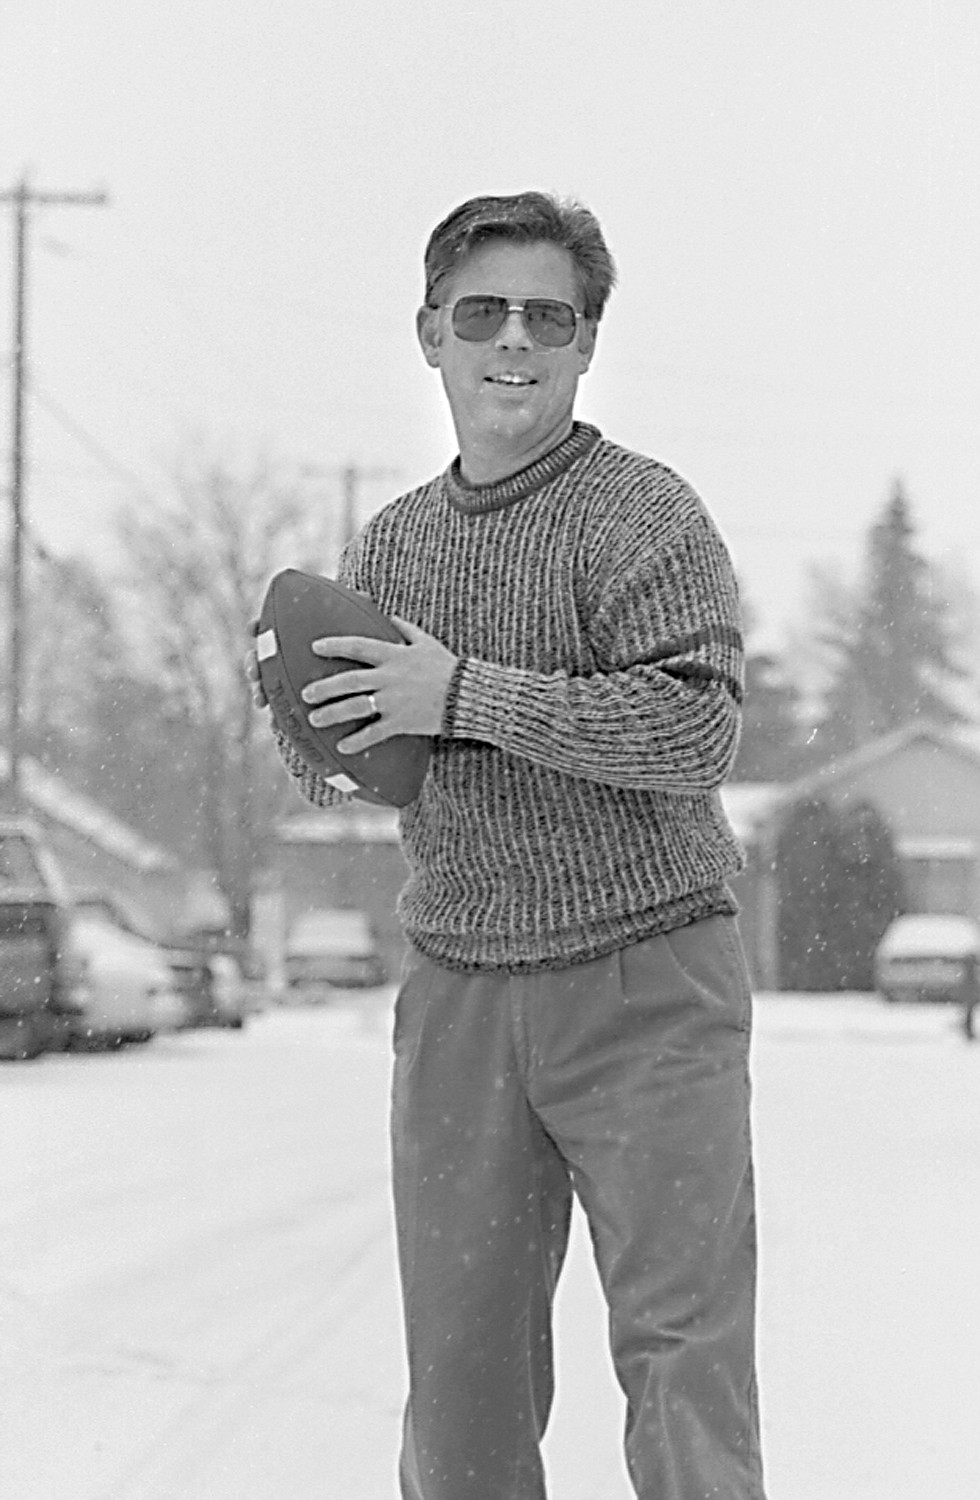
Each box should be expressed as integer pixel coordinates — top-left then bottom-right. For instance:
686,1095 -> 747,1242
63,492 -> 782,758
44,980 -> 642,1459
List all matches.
390,914 -> 766,1500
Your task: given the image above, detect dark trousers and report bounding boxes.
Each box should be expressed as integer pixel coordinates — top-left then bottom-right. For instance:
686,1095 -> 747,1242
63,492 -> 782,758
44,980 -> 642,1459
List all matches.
390,915 -> 766,1500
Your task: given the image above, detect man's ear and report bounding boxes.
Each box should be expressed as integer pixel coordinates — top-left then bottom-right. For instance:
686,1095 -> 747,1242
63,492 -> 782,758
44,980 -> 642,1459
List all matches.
577,319 -> 598,375
416,304 -> 442,368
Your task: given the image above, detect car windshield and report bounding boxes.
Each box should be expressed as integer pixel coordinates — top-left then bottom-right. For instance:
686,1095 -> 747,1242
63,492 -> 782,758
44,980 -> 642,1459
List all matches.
0,836 -> 42,887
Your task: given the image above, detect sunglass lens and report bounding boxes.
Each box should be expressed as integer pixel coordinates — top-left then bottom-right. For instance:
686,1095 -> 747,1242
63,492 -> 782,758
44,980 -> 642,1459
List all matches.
524,300 -> 577,347
452,296 -> 508,341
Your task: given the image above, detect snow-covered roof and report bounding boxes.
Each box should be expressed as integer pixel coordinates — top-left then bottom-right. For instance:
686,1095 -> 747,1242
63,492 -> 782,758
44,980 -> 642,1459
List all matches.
953,723 -> 980,759
785,720 -> 980,801
723,723 -> 980,840
898,835 -> 977,860
278,805 -> 401,844
0,751 -> 177,874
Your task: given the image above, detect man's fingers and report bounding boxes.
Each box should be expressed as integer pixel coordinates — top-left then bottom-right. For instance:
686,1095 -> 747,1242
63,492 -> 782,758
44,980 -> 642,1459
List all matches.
311,634 -> 396,664
390,614 -> 426,643
336,720 -> 391,755
301,668 -> 377,705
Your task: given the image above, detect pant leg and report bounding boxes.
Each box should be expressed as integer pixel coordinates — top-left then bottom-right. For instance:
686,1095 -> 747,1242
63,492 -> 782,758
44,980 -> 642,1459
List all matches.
526,916 -> 766,1500
390,950 -> 574,1500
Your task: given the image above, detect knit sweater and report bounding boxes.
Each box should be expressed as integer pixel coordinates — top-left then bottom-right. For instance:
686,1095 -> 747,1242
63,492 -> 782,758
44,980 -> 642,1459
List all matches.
275,422 -> 745,972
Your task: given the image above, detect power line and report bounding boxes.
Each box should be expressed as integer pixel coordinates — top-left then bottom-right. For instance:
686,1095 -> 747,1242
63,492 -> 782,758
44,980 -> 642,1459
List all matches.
26,381 -> 157,499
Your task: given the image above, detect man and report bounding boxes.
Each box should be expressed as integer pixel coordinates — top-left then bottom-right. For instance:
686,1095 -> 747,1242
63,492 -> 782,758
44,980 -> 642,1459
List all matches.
250,192 -> 766,1499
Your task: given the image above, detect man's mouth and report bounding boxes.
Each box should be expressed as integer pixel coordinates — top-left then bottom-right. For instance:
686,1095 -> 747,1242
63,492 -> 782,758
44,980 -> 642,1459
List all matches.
486,372 -> 537,387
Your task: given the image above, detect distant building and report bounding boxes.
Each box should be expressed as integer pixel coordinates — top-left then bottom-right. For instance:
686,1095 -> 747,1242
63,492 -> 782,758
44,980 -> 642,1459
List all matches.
724,722 -> 980,989
0,751 -> 186,938
268,721 -> 980,995
267,803 -> 408,985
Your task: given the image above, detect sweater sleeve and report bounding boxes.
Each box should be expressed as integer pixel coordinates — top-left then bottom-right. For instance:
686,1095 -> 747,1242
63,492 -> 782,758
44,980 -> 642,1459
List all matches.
442,514 -> 744,794
271,727 -> 348,808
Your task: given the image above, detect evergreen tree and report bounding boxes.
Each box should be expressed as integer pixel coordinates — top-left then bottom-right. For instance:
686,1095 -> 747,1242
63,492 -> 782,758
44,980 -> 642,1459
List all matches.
835,801 -> 906,989
776,797 -> 850,990
814,480 -> 964,758
776,794 -> 906,991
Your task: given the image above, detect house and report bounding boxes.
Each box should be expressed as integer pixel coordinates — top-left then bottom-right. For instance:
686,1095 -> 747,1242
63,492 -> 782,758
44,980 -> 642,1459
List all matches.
263,803 -> 408,986
723,721 -> 980,989
0,752 -> 188,938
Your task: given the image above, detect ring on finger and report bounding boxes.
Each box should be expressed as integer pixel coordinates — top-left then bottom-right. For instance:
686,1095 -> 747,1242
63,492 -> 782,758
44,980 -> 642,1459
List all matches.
366,692 -> 378,717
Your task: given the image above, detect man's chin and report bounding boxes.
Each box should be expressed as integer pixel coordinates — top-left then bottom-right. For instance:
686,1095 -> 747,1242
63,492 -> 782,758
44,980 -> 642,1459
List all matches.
480,408 -> 544,444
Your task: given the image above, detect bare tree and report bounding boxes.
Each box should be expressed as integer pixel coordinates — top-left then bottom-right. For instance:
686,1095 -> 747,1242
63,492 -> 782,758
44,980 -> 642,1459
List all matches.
16,543 -> 124,771
111,446 -> 337,938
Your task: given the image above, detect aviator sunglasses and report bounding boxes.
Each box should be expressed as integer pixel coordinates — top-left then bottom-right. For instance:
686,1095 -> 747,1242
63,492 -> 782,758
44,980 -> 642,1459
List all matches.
433,294 -> 585,348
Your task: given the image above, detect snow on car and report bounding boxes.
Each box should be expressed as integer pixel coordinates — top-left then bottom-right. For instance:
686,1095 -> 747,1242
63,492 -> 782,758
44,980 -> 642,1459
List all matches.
69,896 -> 186,1046
205,952 -> 250,1028
284,908 -> 388,998
166,948 -> 252,1029
874,911 -> 980,1004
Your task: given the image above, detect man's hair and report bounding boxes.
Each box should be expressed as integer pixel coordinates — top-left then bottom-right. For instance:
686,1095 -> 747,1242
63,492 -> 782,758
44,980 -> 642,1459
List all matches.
423,191 -> 617,323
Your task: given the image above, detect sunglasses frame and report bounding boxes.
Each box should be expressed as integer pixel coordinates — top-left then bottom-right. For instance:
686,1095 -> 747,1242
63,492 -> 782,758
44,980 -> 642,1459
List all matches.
433,295 -> 585,348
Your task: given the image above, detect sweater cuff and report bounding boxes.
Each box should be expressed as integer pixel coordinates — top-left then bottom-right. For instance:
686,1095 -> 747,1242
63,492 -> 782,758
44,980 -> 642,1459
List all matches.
440,657 -> 469,736
441,657 -> 525,742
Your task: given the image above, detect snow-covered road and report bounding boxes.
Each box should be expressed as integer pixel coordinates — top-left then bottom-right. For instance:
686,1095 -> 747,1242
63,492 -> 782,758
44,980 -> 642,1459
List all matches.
2,993 -> 977,1499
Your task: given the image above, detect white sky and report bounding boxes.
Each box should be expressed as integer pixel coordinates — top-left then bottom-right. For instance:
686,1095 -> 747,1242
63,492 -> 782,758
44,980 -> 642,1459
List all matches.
2,0 -> 978,648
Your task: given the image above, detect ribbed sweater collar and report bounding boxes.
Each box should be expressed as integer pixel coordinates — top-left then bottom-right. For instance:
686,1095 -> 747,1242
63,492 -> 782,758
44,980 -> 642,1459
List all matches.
444,422 -> 602,515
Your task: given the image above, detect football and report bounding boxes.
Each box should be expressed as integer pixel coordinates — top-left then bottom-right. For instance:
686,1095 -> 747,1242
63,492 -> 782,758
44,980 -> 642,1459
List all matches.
255,568 -> 432,807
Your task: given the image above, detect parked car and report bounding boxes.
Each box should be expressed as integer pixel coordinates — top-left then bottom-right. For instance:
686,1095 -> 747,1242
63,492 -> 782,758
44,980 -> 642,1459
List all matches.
0,816 -> 85,1058
874,912 -> 980,1005
284,908 -> 388,998
67,894 -> 185,1047
167,948 -> 249,1029
207,952 -> 250,1028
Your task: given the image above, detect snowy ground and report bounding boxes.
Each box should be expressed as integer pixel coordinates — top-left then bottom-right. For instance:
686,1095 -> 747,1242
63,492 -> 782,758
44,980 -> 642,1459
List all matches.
1,990 -> 977,1499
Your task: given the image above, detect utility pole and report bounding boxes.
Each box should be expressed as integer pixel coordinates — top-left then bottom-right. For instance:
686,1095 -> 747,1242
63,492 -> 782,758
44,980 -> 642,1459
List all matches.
301,462 -> 401,562
0,177 -> 108,810
339,463 -> 402,549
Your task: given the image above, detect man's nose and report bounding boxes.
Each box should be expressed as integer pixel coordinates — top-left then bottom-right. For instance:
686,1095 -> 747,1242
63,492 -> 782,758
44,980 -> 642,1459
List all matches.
494,305 -> 532,348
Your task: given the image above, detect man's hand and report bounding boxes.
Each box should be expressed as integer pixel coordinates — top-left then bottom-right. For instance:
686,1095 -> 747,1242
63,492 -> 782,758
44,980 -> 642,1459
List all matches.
301,617 -> 458,753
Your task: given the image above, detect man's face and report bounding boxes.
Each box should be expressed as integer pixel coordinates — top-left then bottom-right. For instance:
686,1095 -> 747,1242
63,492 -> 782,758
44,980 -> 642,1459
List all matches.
416,239 -> 596,471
